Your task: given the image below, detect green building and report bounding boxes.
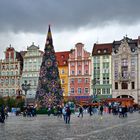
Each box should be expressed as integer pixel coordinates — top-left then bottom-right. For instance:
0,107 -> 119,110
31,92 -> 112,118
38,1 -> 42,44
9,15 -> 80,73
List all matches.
92,43 -> 112,101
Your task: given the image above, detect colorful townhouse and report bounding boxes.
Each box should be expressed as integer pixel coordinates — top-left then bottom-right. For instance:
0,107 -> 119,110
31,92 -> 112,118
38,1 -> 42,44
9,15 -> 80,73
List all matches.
55,51 -> 70,97
68,43 -> 92,100
0,45 -> 23,97
112,36 -> 140,104
92,43 -> 112,101
21,43 -> 43,99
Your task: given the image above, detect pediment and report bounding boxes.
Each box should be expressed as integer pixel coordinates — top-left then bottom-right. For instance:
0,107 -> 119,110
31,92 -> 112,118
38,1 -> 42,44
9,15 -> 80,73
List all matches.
118,38 -> 131,55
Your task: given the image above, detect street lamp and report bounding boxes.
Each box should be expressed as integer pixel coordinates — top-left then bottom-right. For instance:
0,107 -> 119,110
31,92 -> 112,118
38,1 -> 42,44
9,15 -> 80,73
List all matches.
21,80 -> 30,106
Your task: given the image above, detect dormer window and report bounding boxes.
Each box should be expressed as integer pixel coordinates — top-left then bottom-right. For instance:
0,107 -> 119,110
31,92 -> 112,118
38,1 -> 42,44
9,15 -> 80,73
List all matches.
63,61 -> 67,64
61,55 -> 64,58
103,49 -> 107,53
114,49 -> 118,54
97,50 -> 101,54
131,48 -> 135,52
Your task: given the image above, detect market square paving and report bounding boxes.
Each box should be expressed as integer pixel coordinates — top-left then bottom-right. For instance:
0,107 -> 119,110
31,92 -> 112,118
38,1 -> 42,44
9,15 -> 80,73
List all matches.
0,112 -> 140,140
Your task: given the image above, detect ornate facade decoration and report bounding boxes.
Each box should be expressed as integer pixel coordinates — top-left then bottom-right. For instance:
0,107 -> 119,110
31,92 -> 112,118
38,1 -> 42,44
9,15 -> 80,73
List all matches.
112,36 -> 140,103
0,45 -> 23,97
21,42 -> 43,100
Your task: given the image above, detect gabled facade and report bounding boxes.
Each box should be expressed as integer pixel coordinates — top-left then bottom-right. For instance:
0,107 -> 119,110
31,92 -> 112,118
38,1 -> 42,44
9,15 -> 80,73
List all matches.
68,43 -> 91,97
56,51 -> 70,96
112,36 -> 140,104
21,43 -> 43,98
92,43 -> 112,101
0,45 -> 23,97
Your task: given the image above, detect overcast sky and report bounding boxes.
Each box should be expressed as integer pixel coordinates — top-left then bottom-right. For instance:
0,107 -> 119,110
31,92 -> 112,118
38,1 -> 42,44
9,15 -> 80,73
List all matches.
0,0 -> 140,58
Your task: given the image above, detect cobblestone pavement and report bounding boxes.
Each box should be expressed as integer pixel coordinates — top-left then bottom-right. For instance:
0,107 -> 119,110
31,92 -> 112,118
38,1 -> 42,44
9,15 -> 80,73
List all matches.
0,112 -> 140,140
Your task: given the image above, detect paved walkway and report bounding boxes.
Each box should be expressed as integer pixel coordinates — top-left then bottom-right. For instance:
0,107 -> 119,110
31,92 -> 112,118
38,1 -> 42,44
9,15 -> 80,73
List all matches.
0,112 -> 140,140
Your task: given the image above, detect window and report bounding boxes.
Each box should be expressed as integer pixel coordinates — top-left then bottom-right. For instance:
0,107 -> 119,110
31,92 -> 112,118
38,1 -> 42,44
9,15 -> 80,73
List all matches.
84,88 -> 88,94
11,79 -> 15,85
6,79 -> 9,85
34,80 -> 37,86
131,82 -> 135,89
102,89 -> 106,94
103,49 -> 107,53
78,52 -> 81,56
103,77 -> 109,84
97,50 -> 101,53
61,69 -> 65,74
94,56 -> 100,63
71,62 -> 74,66
97,89 -> 101,95
102,88 -> 110,94
71,70 -> 75,75
78,88 -> 82,94
115,82 -> 118,89
62,79 -> 65,84
63,61 -> 67,64
71,78 -> 74,84
121,59 -> 128,66
85,78 -> 88,83
122,82 -> 128,89
78,78 -> 82,83
84,61 -> 88,65
78,62 -> 81,66
7,65 -> 9,69
131,71 -> 135,78
107,88 -> 110,94
131,59 -> 135,66
131,48 -> 135,52
2,65 -> 5,69
71,88 -> 74,94
85,70 -> 88,74
29,80 -> 32,85
96,78 -> 100,84
6,89 -> 9,95
122,68 -> 128,78
1,79 -> 4,84
12,89 -> 15,94
78,70 -> 81,75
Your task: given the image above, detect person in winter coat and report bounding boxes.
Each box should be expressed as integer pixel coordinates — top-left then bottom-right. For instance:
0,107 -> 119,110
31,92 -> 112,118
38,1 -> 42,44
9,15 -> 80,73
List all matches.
65,106 -> 71,124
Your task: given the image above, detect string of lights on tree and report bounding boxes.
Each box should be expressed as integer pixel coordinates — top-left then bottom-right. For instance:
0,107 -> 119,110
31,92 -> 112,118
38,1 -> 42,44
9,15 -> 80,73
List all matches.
36,25 -> 63,108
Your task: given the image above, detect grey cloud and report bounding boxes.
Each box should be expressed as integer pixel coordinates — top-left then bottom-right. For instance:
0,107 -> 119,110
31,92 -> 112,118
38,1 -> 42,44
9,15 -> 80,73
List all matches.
0,0 -> 140,33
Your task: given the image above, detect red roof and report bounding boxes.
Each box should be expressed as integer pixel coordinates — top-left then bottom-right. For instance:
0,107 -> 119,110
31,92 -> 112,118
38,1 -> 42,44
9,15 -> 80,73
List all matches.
55,51 -> 70,66
92,43 -> 112,56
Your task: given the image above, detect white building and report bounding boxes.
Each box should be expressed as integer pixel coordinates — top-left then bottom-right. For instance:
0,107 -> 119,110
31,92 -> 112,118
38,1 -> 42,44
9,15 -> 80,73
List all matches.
112,36 -> 140,104
21,43 -> 43,99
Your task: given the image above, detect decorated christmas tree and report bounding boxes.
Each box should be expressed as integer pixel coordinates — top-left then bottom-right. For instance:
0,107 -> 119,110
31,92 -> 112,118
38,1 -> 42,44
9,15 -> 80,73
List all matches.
36,25 -> 63,108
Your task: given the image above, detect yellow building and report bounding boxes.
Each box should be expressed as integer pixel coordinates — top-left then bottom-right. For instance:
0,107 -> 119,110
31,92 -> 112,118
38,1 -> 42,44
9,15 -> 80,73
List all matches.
56,51 -> 70,97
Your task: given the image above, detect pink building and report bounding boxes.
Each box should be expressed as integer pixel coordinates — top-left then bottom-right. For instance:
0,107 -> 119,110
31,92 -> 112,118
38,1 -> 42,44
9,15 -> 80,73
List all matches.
68,43 -> 91,97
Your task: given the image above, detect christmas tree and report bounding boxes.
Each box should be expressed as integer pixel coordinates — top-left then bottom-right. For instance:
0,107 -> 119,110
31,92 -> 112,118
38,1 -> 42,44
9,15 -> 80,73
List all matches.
36,25 -> 63,108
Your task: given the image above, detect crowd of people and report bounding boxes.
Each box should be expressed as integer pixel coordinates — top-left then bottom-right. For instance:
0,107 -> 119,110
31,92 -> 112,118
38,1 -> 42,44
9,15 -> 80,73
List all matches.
0,102 -> 140,124
22,105 -> 37,117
